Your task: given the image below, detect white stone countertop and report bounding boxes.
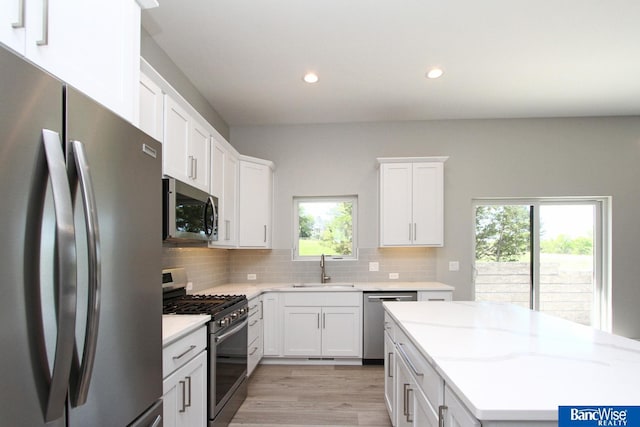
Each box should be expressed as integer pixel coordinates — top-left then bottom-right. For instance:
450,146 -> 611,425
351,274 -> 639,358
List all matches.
162,314 -> 210,347
197,281 -> 454,299
384,301 -> 640,421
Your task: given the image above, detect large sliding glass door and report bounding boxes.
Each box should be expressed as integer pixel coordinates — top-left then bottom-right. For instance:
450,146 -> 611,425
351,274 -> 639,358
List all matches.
473,199 -> 609,329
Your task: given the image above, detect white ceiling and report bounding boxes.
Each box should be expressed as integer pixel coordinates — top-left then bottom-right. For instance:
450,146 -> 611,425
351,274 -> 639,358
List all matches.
142,0 -> 640,127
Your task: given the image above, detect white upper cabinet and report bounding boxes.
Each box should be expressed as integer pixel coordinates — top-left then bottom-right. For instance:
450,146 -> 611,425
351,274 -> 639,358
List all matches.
238,156 -> 274,248
163,95 -> 210,193
210,136 -> 239,247
378,157 -> 447,247
1,0 -> 142,122
138,71 -> 164,141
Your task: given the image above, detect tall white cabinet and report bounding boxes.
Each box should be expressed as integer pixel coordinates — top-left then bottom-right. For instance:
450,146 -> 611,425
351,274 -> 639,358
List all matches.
238,156 -> 274,248
163,96 -> 210,193
378,157 -> 447,247
210,136 -> 239,247
1,0 -> 145,122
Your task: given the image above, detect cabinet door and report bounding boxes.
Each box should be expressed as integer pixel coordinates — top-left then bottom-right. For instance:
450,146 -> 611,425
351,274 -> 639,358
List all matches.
0,0 -> 26,52
394,351 -> 413,427
223,151 -> 238,245
443,385 -> 480,427
321,307 -> 361,357
210,139 -> 225,200
238,160 -> 272,247
24,0 -> 139,121
139,71 -> 164,141
164,96 -> 190,183
380,163 -> 413,246
412,385 -> 439,427
163,351 -> 207,427
283,307 -> 322,356
262,293 -> 282,356
189,119 -> 210,192
384,331 -> 395,419
412,162 -> 443,246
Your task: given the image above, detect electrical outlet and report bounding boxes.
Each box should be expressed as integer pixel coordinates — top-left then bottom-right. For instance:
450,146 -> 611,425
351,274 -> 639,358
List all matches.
449,261 -> 460,272
186,281 -> 193,291
369,262 -> 379,272
389,273 -> 399,279
247,273 -> 257,280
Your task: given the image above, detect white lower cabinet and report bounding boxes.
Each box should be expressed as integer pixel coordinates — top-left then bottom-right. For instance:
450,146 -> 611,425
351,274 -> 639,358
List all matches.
163,351 -> 207,427
384,329 -> 395,423
247,295 -> 263,376
262,293 -> 282,356
162,326 -> 208,427
281,292 -> 362,358
387,315 -> 480,427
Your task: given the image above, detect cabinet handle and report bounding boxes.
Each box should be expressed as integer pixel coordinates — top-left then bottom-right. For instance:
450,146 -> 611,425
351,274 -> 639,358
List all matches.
185,376 -> 192,408
249,347 -> 258,356
438,405 -> 448,427
36,0 -> 49,46
397,343 -> 424,377
263,225 -> 267,243
387,352 -> 393,378
317,313 -> 320,329
408,223 -> 412,241
179,380 -> 186,413
172,345 -> 196,360
428,298 -> 446,302
322,313 -> 326,329
193,158 -> 198,179
403,383 -> 410,417
225,219 -> 231,241
414,223 -> 417,241
11,0 -> 25,28
406,387 -> 414,423
249,319 -> 258,327
260,300 -> 263,320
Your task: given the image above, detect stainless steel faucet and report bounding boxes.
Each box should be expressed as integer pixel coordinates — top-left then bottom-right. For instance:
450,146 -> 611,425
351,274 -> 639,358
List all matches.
320,254 -> 331,283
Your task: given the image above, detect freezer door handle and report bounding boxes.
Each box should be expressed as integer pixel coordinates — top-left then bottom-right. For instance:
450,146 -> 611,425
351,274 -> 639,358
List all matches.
42,129 -> 78,421
68,140 -> 102,407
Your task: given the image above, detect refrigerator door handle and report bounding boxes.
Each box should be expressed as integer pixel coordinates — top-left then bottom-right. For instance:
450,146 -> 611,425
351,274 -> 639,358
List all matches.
41,129 -> 78,422
68,140 -> 102,407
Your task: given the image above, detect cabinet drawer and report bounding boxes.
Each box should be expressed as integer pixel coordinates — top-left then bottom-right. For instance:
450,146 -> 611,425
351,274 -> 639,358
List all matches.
384,312 -> 396,343
248,315 -> 262,345
163,326 -> 207,379
418,291 -> 452,301
248,334 -> 263,376
283,292 -> 361,306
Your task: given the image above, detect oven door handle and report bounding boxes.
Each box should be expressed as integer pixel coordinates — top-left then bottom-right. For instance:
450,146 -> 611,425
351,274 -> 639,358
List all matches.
215,319 -> 248,344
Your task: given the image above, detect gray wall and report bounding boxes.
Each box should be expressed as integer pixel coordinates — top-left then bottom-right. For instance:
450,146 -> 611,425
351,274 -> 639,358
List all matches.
140,28 -> 230,140
231,117 -> 640,339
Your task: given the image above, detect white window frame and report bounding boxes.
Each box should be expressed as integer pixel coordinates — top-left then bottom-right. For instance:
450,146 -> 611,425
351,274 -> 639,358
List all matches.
292,196 -> 358,261
472,197 -> 611,331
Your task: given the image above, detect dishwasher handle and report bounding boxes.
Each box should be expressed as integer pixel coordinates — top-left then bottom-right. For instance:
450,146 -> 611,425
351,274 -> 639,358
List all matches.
367,295 -> 416,302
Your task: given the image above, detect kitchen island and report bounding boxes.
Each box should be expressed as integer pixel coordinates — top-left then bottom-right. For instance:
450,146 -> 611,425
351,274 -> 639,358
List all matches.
383,301 -> 640,426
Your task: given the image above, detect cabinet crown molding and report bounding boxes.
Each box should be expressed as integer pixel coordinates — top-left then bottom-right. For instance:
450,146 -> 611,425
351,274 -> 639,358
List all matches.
377,156 -> 449,165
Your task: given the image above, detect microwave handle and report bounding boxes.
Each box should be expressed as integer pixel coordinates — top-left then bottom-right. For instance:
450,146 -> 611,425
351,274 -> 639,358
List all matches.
204,196 -> 217,238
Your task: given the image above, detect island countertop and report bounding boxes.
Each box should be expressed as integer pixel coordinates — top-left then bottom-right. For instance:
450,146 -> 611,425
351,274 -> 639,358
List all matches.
383,300 -> 640,421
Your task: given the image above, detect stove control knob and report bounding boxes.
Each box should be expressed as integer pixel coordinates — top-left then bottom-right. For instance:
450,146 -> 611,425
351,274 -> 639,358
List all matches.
230,312 -> 238,319
219,318 -> 227,327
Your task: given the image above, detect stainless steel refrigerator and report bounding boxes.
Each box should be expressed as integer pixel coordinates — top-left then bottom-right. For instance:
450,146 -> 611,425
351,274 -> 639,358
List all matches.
0,45 -> 163,426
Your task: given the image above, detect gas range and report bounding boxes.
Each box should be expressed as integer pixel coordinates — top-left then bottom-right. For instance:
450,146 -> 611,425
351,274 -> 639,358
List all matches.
162,268 -> 248,332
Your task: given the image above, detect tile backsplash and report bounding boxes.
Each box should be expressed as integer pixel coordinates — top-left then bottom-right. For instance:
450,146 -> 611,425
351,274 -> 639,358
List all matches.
163,246 -> 437,292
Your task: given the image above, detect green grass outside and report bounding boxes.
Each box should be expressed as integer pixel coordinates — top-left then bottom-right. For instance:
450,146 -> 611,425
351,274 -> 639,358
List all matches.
299,239 -> 335,256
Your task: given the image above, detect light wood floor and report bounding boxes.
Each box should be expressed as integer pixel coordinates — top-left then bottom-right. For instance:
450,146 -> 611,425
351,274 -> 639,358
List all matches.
229,364 -> 393,427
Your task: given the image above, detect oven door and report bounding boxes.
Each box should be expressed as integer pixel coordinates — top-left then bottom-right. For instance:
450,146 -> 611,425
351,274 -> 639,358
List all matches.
210,318 -> 248,419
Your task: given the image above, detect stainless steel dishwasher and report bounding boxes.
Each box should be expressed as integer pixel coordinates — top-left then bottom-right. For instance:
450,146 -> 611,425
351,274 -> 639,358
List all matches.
363,291 -> 417,363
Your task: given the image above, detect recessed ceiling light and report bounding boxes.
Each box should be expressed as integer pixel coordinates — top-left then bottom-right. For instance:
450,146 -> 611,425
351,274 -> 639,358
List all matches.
303,72 -> 319,84
426,68 -> 444,79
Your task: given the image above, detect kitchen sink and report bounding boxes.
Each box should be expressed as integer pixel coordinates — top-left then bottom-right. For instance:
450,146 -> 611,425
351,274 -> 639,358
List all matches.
292,282 -> 355,288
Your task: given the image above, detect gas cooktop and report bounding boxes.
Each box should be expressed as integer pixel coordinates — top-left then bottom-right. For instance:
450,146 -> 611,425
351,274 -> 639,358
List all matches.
162,294 -> 247,316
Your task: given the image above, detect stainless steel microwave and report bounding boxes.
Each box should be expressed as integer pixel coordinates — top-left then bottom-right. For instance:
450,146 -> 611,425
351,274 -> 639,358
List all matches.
162,177 -> 218,242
